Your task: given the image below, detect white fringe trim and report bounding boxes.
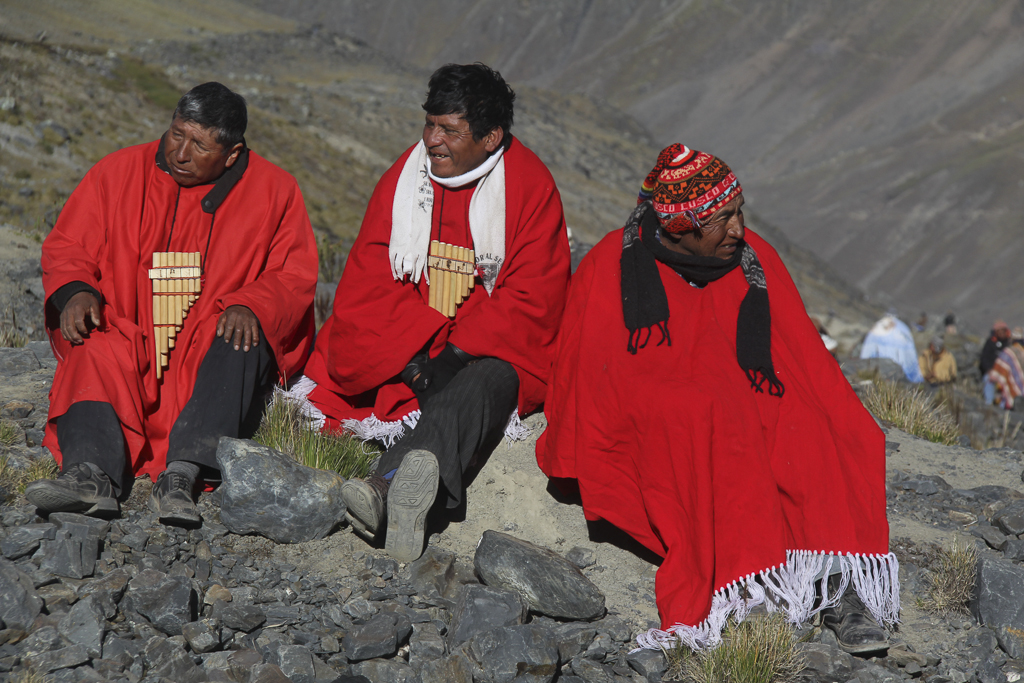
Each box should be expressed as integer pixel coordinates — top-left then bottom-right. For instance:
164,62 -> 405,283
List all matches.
633,550 -> 900,652
275,376 -> 532,448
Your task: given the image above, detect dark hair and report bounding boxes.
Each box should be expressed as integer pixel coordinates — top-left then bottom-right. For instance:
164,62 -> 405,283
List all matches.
422,63 -> 515,144
172,82 -> 247,150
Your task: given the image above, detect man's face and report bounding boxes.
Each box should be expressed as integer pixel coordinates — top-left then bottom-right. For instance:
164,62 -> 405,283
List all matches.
163,116 -> 242,187
660,194 -> 746,259
422,113 -> 502,178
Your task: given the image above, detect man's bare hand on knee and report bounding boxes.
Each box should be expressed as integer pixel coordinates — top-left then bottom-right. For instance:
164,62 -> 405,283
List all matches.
61,292 -> 101,344
216,305 -> 260,352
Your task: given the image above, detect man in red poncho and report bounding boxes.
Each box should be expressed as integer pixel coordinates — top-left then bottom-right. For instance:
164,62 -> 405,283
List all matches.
291,64 -> 570,562
537,144 -> 898,654
27,83 -> 317,525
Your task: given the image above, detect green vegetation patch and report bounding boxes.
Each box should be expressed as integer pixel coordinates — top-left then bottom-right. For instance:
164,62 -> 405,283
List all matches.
862,380 -> 961,445
665,614 -> 806,683
110,58 -> 181,111
0,454 -> 59,505
254,397 -> 376,478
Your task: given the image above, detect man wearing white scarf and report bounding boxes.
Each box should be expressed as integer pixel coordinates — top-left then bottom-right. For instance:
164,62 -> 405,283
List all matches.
294,64 -> 571,562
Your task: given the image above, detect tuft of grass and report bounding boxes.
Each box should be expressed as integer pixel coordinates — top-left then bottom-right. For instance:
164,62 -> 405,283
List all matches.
862,380 -> 960,445
668,614 -> 806,683
109,58 -> 182,110
7,671 -> 45,683
922,538 -> 977,614
0,419 -> 22,447
254,398 -> 376,478
0,454 -> 58,504
0,308 -> 28,348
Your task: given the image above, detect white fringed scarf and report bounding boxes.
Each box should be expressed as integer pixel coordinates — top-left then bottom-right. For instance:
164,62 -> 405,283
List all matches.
389,140 -> 506,293
633,550 -> 900,652
274,377 -> 531,449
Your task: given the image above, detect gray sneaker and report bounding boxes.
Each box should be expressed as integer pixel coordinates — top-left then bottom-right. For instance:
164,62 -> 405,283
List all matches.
385,449 -> 438,562
149,470 -> 200,526
25,462 -> 119,518
342,474 -> 389,541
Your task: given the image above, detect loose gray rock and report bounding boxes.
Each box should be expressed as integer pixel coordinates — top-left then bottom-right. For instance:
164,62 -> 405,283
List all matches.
79,567 -> 131,619
182,617 -> 221,654
405,546 -> 456,598
458,624 -> 559,683
627,648 -> 667,681
447,583 -> 527,649
566,546 -> 596,569
58,595 -> 105,657
797,642 -> 858,682
265,643 -> 317,683
217,437 -> 348,543
995,501 -> 1024,536
0,558 -> 42,631
972,525 -> 1010,551
554,623 -> 597,662
571,655 -> 617,683
409,622 -> 445,671
474,531 -> 606,621
997,625 -> 1024,658
23,644 -> 89,674
343,612 -> 400,661
251,662 -> 295,683
38,535 -> 89,579
125,569 -> 197,636
971,556 -> 1024,630
211,600 -> 266,632
420,652 -> 474,683
0,348 -> 40,375
354,657 -> 419,683
142,635 -> 205,682
21,625 -> 62,656
1,522 -> 55,559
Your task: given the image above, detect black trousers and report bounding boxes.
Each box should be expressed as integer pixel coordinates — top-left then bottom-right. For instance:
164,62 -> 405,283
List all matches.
56,335 -> 277,495
373,358 -> 519,508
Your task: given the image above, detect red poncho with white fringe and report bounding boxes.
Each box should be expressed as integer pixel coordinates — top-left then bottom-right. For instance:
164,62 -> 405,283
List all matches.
536,227 -> 897,650
298,137 -> 570,443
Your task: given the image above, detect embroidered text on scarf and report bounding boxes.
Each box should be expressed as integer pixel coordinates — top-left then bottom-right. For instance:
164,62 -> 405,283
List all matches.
389,140 -> 506,293
620,201 -> 785,397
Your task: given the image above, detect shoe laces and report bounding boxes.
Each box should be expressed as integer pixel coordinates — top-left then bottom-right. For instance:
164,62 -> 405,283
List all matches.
160,471 -> 194,494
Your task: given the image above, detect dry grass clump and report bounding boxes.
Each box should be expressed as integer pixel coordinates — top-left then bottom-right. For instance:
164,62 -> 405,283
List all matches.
0,454 -> 59,504
7,671 -> 45,683
862,380 -> 960,445
664,614 -> 805,683
253,398 -> 376,479
0,418 -> 22,447
922,538 -> 977,614
0,309 -> 28,348
317,235 -> 348,283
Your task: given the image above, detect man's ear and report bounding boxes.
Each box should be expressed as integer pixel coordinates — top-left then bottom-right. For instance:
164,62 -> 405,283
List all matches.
223,142 -> 245,168
484,127 -> 504,154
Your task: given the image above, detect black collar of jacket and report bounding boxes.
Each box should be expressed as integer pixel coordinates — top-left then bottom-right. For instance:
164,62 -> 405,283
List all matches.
155,133 -> 250,214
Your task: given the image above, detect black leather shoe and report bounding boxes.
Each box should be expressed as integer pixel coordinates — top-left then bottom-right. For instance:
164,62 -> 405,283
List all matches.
25,462 -> 119,518
342,473 -> 390,541
149,470 -> 201,526
821,584 -> 889,654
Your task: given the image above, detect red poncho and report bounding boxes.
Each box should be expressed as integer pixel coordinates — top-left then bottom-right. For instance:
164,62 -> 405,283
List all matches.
537,227 -> 895,648
42,139 -> 318,480
304,137 -> 570,433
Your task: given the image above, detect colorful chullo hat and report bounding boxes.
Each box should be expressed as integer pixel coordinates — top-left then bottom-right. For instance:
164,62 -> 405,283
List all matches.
638,143 -> 742,233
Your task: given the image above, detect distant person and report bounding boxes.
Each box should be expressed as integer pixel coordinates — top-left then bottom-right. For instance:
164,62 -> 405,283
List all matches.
860,314 -> 924,383
27,83 -> 318,524
914,311 -> 928,332
944,310 -> 958,335
810,315 -> 839,357
284,64 -> 571,561
988,327 -> 1024,410
980,320 -> 1012,404
538,144 -> 896,655
918,337 -> 957,385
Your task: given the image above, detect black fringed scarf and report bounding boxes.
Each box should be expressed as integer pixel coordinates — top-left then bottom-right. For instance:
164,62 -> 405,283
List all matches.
620,201 -> 785,397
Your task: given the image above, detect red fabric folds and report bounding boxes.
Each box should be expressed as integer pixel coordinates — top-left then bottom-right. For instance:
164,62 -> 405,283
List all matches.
536,227 -> 889,630
305,137 -> 571,428
42,140 -> 318,480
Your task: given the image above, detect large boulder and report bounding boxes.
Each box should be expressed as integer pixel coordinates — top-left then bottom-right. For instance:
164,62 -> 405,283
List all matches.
970,555 -> 1024,631
474,530 -> 606,621
216,437 -> 348,543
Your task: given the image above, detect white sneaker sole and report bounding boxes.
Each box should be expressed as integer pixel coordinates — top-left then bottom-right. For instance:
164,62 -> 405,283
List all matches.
385,450 -> 438,562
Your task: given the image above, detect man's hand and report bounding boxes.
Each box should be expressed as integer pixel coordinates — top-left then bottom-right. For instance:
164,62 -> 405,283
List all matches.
216,305 -> 260,351
60,292 -> 102,345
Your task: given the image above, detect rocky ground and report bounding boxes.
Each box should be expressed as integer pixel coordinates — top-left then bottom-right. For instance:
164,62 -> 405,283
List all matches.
5,339 -> 1024,683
